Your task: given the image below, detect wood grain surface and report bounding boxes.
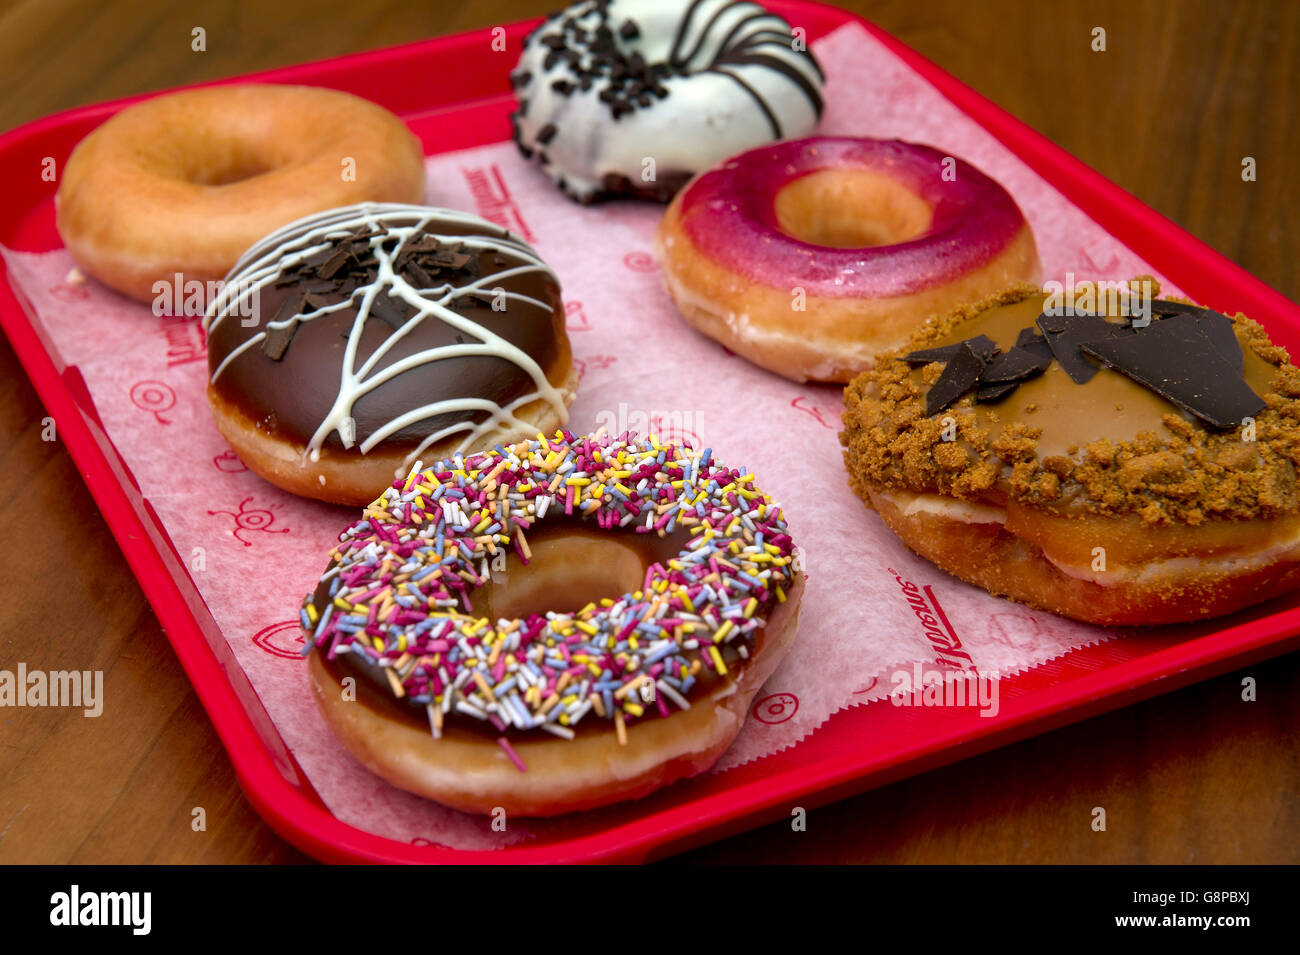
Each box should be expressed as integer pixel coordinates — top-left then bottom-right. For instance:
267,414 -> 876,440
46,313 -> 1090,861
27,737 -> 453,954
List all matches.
0,0 -> 1296,865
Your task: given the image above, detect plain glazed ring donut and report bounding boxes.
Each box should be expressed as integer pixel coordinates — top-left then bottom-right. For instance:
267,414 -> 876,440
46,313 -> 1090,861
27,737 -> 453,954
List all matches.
203,203 -> 575,507
301,431 -> 804,816
511,0 -> 824,202
55,84 -> 426,303
656,136 -> 1041,382
841,280 -> 1300,625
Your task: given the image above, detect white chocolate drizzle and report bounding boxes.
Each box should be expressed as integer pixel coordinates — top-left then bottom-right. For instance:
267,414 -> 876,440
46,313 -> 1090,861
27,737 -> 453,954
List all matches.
203,203 -> 569,471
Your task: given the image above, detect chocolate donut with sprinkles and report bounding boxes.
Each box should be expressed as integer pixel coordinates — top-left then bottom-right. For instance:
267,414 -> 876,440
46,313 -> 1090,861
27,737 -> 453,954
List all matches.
510,0 -> 824,202
301,430 -> 804,816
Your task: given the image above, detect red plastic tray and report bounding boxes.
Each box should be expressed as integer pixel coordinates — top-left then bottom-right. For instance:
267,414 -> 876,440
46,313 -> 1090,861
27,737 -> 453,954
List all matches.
3,1 -> 1298,863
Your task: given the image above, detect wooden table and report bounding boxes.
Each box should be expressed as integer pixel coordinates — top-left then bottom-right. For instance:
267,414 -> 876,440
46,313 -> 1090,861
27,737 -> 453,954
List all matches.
1,0 -> 1296,864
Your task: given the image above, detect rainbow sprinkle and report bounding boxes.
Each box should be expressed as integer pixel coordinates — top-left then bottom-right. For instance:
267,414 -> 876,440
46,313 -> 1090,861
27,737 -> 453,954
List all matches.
301,430 -> 798,764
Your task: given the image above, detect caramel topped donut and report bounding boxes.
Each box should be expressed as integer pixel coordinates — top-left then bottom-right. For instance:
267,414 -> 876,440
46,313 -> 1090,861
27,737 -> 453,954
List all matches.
203,204 -> 575,506
656,137 -> 1040,382
300,431 -> 803,814
55,84 -> 426,303
841,281 -> 1300,624
511,0 -> 824,202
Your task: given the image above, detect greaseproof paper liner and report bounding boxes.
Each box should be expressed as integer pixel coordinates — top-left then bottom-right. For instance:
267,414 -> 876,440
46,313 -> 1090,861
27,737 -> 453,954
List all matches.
2,21 -> 1184,848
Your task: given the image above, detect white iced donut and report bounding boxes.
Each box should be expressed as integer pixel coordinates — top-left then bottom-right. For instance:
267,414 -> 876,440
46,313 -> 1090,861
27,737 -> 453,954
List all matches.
510,0 -> 824,202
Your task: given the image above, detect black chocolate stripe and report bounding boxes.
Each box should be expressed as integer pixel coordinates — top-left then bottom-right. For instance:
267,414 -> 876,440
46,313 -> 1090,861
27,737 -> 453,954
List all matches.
699,10 -> 781,66
669,0 -> 714,65
676,1 -> 747,67
712,50 -> 824,115
709,66 -> 783,137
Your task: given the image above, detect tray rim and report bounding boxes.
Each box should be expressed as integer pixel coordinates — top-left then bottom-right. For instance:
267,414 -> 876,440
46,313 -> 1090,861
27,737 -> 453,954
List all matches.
1,0 -> 1298,864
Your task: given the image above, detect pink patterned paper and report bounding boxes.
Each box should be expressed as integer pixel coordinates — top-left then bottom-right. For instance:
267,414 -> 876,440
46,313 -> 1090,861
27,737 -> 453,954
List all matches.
2,22 -> 1184,849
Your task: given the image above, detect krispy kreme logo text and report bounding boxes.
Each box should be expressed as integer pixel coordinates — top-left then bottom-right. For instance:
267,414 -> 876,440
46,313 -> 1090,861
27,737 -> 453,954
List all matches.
460,164 -> 536,242
887,568 -> 976,672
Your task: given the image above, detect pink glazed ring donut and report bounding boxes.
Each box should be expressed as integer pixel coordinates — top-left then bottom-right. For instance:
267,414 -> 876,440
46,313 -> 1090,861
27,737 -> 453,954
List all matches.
654,136 -> 1041,383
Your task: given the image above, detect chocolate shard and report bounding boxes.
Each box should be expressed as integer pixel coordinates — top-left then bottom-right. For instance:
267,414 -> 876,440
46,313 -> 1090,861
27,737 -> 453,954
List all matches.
302,292 -> 334,313
368,294 -> 409,329
428,244 -> 473,270
404,261 -> 435,289
904,343 -> 963,364
1036,312 -> 1133,384
261,319 -> 297,361
403,235 -> 442,254
316,247 -> 353,280
1078,314 -> 1265,429
1145,300 -> 1241,369
298,277 -> 338,294
979,332 -> 1053,385
298,247 -> 334,270
905,334 -> 998,366
925,341 -> 990,416
1179,307 -> 1244,374
975,381 -> 1017,403
1199,319 -> 1243,373
1015,327 -> 1047,349
619,18 -> 639,41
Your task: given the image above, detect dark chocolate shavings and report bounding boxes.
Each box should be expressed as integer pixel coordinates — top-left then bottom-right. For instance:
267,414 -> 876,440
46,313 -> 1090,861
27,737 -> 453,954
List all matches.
1145,301 -> 1242,369
316,248 -> 353,280
926,341 -> 990,416
1192,309 -> 1244,374
1036,312 -> 1133,384
260,291 -> 306,360
302,292 -> 334,313
975,381 -> 1017,403
980,334 -> 1053,385
404,262 -> 435,289
428,245 -> 473,271
905,334 -> 998,366
261,320 -> 297,361
1078,314 -> 1265,429
367,295 -> 409,329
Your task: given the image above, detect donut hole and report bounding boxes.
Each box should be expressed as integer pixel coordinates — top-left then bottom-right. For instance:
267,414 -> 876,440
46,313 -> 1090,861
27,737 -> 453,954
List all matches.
474,523 -> 684,620
774,168 -> 933,249
176,149 -> 277,186
196,160 -> 274,186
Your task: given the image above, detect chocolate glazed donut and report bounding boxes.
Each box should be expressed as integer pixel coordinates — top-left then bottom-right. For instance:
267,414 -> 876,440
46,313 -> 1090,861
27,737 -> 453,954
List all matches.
203,204 -> 576,505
